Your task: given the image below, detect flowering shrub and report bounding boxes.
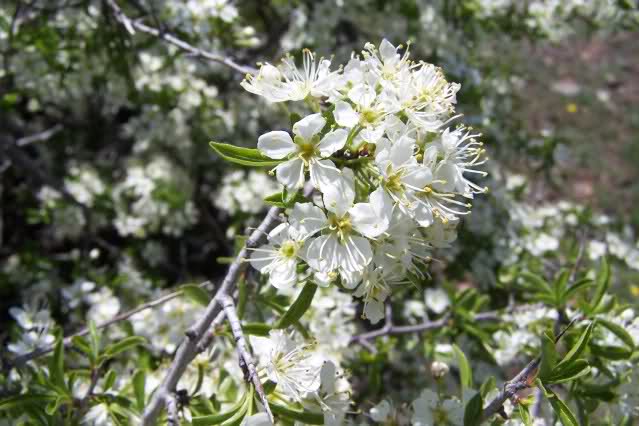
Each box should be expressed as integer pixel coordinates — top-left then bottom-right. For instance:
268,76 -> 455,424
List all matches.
1,1 -> 638,426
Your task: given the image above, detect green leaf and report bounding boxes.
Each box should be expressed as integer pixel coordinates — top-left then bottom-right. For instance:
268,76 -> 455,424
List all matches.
193,392 -> 248,425
0,394 -> 57,411
132,370 -> 146,412
237,279 -> 247,320
264,191 -> 308,208
519,404 -> 533,426
590,344 -> 633,360
209,141 -> 283,167
539,332 -> 558,381
242,322 -> 272,336
269,402 -> 324,424
562,278 -> 593,301
49,334 -> 66,391
591,257 -> 609,312
463,392 -> 483,426
274,282 -> 318,329
45,396 -> 66,416
453,344 -> 473,389
72,336 -> 96,364
479,376 -> 496,398
89,320 -> 101,358
554,269 -> 570,304
103,336 -> 146,359
520,271 -> 553,294
546,359 -> 591,384
103,369 -> 117,391
598,318 -> 635,350
182,284 -> 210,307
555,321 -> 595,371
546,388 -> 579,426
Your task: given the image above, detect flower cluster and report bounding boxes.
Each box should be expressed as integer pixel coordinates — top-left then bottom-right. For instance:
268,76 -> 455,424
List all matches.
245,40 -> 487,322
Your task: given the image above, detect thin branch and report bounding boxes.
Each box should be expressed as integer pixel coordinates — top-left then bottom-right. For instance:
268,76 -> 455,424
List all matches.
166,393 -> 179,426
142,206 -> 283,425
5,281 -> 213,370
349,310 -> 501,346
482,316 -> 583,422
219,294 -> 274,424
482,357 -> 542,421
104,0 -> 257,75
16,124 -> 63,146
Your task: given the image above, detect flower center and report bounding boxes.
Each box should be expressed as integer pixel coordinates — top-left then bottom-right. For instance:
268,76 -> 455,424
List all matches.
360,109 -> 379,125
295,135 -> 320,162
279,241 -> 298,259
384,167 -> 404,193
328,214 -> 352,243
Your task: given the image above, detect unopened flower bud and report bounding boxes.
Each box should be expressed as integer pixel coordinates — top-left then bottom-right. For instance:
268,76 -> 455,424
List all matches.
431,361 -> 449,379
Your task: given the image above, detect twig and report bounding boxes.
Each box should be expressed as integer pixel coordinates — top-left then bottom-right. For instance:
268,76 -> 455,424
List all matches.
481,357 -> 542,421
142,206 -> 283,425
105,0 -> 257,75
5,281 -> 213,370
481,317 -> 583,422
219,294 -> 274,424
349,310 -> 501,346
166,393 -> 179,426
15,124 -> 63,146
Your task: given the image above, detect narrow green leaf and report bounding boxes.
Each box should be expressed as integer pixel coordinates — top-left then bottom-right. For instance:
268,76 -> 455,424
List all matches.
463,392 -> 483,426
182,284 -> 210,307
103,369 -> 117,391
242,322 -> 272,336
519,404 -> 533,426
0,394 -> 57,411
546,388 -> 579,426
132,370 -> 146,412
539,332 -> 558,381
103,336 -> 147,358
209,141 -> 283,167
520,271 -> 553,294
547,359 -> 591,384
89,320 -> 101,359
598,318 -> 635,350
72,336 -> 96,363
274,282 -> 318,329
563,278 -> 593,301
590,344 -> 633,360
591,257 -> 609,312
192,392 -> 247,425
45,396 -> 66,416
453,344 -> 473,389
237,279 -> 247,320
556,321 -> 595,370
49,334 -> 66,391
479,376 -> 496,398
554,269 -> 570,304
269,402 -> 324,424
264,191 -> 308,208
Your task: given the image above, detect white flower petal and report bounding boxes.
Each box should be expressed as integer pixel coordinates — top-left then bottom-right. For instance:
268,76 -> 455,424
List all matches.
293,113 -> 326,141
322,173 -> 355,217
334,101 -> 359,128
379,39 -> 398,64
290,203 -> 328,238
348,84 -> 376,109
350,202 -> 387,239
309,159 -> 341,194
364,299 -> 385,324
269,260 -> 298,289
249,244 -> 278,272
257,131 -> 296,159
275,158 -> 305,189
318,129 -> 348,157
